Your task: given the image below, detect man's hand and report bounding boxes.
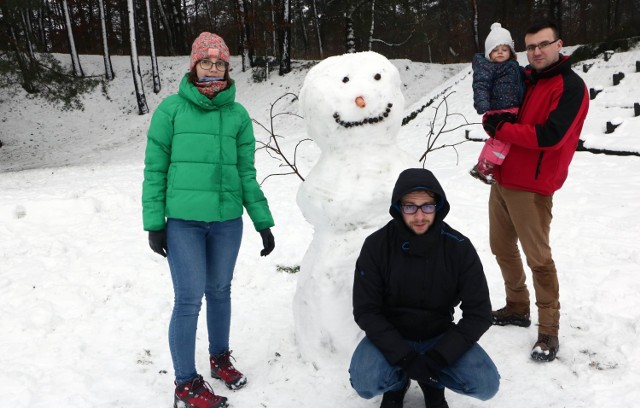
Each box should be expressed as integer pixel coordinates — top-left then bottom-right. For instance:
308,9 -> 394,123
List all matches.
398,350 -> 445,385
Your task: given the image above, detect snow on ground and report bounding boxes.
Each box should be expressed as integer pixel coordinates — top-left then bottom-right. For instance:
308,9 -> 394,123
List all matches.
1,44 -> 639,407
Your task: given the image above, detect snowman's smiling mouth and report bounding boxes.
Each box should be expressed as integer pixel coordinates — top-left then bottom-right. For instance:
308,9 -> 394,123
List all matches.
333,103 -> 393,128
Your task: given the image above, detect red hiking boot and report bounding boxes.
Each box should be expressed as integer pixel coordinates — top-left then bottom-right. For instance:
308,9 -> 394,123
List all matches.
210,350 -> 248,390
174,375 -> 228,408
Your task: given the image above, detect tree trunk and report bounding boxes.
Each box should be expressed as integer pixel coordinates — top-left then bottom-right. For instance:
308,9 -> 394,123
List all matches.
279,0 -> 292,75
311,0 -> 323,58
345,0 -> 370,53
61,0 -> 84,77
1,4 -> 37,93
271,0 -> 278,55
20,9 -> 36,59
367,0 -> 375,51
471,0 -> 479,52
236,0 -> 251,71
145,0 -> 161,93
296,0 -> 309,56
127,0 -> 149,115
98,0 -> 115,80
156,0 -> 176,55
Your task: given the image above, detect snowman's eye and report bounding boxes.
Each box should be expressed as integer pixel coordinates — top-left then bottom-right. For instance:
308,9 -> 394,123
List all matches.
374,73 -> 381,80
342,76 -> 349,83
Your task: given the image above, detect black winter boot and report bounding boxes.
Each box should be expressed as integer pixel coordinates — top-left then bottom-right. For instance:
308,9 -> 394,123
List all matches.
418,382 -> 449,408
380,380 -> 410,408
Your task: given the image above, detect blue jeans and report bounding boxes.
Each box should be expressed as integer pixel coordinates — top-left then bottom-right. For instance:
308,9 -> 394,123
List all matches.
349,336 -> 499,401
166,217 -> 243,384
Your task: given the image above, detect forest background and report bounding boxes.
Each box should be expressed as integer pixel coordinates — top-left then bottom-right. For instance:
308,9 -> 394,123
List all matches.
1,0 -> 640,114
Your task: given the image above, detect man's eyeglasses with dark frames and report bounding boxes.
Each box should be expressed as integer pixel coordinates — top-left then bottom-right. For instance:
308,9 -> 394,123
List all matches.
400,203 -> 437,215
198,59 -> 228,70
525,39 -> 559,52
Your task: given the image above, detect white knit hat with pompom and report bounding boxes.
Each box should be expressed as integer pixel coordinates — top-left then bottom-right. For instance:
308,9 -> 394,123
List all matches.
484,22 -> 515,59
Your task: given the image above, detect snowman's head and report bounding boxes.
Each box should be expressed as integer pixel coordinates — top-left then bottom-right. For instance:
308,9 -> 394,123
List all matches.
299,51 -> 405,151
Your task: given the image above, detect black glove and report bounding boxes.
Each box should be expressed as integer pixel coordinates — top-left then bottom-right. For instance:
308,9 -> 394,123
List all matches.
398,350 -> 447,385
259,228 -> 275,256
148,230 -> 167,257
482,112 -> 517,137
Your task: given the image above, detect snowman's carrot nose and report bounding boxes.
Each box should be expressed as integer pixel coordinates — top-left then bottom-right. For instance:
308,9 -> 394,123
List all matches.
355,96 -> 366,108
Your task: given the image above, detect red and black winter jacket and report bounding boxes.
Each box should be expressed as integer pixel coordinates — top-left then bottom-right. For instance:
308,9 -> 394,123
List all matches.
493,55 -> 589,195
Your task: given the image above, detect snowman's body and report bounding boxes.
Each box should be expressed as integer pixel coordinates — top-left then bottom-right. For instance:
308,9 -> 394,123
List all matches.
294,52 -> 414,367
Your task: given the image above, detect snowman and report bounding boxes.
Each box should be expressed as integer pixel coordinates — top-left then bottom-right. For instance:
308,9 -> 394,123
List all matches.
293,51 -> 415,368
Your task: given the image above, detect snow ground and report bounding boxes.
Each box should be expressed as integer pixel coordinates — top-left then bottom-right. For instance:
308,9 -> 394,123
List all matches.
1,44 -> 639,407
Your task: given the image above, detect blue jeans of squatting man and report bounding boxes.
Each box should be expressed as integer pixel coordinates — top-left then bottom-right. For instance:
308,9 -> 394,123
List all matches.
349,336 -> 500,401
166,217 -> 243,385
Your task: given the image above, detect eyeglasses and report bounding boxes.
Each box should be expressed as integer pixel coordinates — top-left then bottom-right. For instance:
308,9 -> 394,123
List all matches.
525,39 -> 559,52
400,203 -> 437,215
198,59 -> 228,70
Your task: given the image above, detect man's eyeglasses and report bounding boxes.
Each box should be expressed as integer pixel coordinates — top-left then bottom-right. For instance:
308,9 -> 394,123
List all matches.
525,39 -> 559,52
400,203 -> 437,215
198,59 -> 228,70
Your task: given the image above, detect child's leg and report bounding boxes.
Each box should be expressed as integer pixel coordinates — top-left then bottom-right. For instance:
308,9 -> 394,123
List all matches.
480,138 -> 511,166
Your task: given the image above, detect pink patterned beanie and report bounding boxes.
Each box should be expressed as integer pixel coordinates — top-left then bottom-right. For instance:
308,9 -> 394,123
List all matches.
190,32 -> 230,71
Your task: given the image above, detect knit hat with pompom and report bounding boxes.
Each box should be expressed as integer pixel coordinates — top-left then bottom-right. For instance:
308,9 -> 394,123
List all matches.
190,32 -> 230,71
484,23 -> 515,60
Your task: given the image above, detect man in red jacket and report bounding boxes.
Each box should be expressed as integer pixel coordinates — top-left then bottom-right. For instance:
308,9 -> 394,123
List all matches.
482,21 -> 589,362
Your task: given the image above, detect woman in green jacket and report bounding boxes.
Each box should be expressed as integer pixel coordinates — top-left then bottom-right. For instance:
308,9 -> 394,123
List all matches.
142,32 -> 275,408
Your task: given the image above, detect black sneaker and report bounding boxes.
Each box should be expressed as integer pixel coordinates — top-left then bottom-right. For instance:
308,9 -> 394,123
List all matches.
418,382 -> 449,408
380,380 -> 410,408
492,306 -> 531,327
531,334 -> 559,362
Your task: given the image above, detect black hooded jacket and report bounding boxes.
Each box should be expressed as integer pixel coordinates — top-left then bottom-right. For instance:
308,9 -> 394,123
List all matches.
352,168 -> 492,367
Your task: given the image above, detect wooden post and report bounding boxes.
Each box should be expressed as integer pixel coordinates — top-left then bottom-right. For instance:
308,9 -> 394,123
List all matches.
613,72 -> 625,86
636,61 -> 640,72
634,103 -> 640,117
604,50 -> 614,61
589,88 -> 602,100
605,121 -> 619,134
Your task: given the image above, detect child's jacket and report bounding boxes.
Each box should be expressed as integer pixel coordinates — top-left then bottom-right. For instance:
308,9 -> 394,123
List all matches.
472,53 -> 524,114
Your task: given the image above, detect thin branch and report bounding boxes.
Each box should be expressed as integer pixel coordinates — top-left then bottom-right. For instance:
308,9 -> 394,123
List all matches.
253,92 -> 309,184
418,92 -> 476,165
370,30 -> 414,47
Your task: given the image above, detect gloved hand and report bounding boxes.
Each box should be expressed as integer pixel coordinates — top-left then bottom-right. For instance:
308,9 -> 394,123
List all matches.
398,350 -> 446,385
259,228 -> 275,256
482,112 -> 517,137
148,230 -> 167,257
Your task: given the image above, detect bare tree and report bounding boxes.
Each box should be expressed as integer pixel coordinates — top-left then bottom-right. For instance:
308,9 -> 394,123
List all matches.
271,0 -> 278,55
471,0 -> 479,51
367,0 -> 413,52
156,0 -> 176,55
61,0 -> 84,77
98,0 -> 115,80
236,0 -> 251,71
344,0 -> 370,53
145,0 -> 161,93
19,8 -> 36,60
311,0 -> 324,58
296,0 -> 309,56
127,0 -> 149,115
278,0 -> 292,75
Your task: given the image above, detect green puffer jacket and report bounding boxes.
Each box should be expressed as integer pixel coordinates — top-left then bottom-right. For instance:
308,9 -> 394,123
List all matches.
142,74 -> 274,232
